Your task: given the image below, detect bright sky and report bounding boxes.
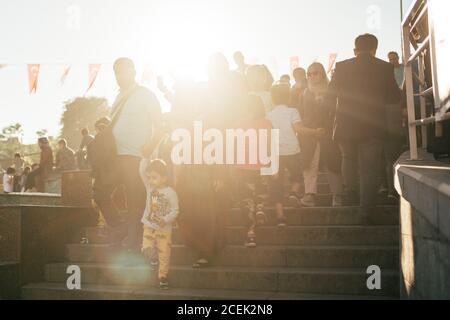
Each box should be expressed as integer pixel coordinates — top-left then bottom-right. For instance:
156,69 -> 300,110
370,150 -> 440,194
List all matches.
0,0 -> 413,144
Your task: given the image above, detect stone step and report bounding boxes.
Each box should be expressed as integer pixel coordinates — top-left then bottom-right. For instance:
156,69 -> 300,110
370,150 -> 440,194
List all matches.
280,182 -> 330,194
227,206 -> 398,227
83,206 -> 398,244
83,225 -> 398,247
44,263 -> 399,297
177,226 -> 399,246
21,282 -> 398,300
84,225 -> 399,247
66,243 -> 399,269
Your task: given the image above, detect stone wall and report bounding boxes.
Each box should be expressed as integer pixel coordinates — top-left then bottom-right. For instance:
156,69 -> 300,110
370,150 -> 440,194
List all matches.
395,150 -> 450,299
0,205 -> 98,299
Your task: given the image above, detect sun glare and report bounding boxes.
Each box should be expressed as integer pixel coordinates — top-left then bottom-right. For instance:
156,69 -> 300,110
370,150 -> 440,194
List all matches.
135,3 -> 230,82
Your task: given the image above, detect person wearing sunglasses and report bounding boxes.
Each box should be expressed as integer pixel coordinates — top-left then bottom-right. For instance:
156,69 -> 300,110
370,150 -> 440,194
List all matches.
298,63 -> 344,207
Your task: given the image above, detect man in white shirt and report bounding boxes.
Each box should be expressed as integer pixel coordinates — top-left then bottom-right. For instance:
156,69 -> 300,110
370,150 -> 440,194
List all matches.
95,58 -> 163,251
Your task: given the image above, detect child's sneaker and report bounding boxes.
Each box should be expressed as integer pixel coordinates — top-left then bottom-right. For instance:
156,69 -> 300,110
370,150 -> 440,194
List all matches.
277,216 -> 288,228
288,192 -> 302,208
255,204 -> 267,226
159,278 -> 169,290
245,230 -> 257,248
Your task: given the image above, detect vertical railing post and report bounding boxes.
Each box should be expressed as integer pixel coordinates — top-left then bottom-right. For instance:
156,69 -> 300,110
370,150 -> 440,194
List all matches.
418,55 -> 428,149
402,23 -> 419,160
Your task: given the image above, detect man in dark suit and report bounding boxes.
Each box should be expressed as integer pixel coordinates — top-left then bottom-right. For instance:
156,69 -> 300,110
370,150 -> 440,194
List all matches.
328,34 -> 401,221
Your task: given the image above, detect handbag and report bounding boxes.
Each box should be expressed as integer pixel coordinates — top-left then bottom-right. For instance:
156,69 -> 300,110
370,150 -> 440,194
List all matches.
89,86 -> 138,185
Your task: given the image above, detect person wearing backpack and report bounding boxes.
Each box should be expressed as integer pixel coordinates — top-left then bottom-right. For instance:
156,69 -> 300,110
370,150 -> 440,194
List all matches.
90,58 -> 163,253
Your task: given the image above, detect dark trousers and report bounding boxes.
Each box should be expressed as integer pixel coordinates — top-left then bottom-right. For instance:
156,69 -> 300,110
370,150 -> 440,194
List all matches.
93,155 -> 146,250
270,154 -> 302,204
236,169 -> 264,231
382,139 -> 403,194
339,139 -> 383,210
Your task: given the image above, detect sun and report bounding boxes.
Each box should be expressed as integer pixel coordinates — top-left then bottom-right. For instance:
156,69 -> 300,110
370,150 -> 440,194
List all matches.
134,2 -> 227,82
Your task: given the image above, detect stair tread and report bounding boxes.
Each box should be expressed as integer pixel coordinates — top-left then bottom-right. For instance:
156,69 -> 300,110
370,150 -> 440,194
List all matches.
67,243 -> 399,250
47,262 -> 399,275
22,282 -> 398,300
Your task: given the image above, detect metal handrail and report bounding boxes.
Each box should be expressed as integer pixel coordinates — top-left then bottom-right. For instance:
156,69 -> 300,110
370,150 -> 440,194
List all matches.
402,0 -> 449,160
410,2 -> 428,32
407,35 -> 430,64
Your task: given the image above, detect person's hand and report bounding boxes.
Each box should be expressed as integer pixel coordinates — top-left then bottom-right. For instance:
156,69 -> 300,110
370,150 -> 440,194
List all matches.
151,215 -> 166,227
157,76 -> 169,95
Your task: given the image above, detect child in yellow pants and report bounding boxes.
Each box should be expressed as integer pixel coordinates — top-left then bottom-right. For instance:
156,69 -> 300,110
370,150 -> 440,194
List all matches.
140,159 -> 179,290
142,227 -> 172,280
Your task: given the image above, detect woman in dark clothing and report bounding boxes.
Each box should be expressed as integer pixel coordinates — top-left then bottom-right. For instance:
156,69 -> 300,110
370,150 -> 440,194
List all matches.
176,53 -> 245,268
298,63 -> 343,207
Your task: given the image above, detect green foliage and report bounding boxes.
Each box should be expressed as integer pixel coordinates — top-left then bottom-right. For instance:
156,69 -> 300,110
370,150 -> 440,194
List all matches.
0,123 -> 40,169
59,97 -> 110,149
0,123 -> 23,141
36,129 -> 48,138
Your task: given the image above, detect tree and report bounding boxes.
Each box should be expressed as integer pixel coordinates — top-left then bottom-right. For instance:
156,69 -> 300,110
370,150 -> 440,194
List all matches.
0,123 -> 24,164
1,123 -> 23,142
36,129 -> 48,138
59,97 -> 110,149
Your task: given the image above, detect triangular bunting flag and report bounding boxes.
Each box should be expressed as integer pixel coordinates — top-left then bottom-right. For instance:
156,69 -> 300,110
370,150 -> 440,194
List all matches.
86,64 -> 101,93
60,65 -> 71,85
327,53 -> 338,74
27,64 -> 40,94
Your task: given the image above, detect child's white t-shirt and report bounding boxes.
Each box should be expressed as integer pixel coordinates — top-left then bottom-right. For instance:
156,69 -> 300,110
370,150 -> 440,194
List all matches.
266,105 -> 302,156
3,174 -> 14,193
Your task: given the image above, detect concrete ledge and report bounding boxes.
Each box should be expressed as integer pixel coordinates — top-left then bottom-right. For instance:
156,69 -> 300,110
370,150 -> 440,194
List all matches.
395,150 -> 450,242
395,149 -> 450,300
0,193 -> 61,207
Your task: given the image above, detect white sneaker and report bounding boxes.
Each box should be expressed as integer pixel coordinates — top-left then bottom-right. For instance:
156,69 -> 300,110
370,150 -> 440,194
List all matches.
300,194 -> 316,207
332,195 -> 343,207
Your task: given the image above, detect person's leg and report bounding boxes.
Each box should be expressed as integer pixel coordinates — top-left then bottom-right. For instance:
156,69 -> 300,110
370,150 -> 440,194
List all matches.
358,139 -> 383,215
270,162 -> 285,207
302,145 -> 320,207
283,154 -> 302,207
142,226 -> 156,265
237,170 -> 257,246
33,167 -> 46,192
271,157 -> 287,226
118,156 -> 147,251
92,180 -> 122,228
384,140 -> 402,197
13,175 -> 20,192
379,144 -> 388,194
25,170 -> 37,192
326,167 -> 344,207
156,230 -> 172,283
251,171 -> 267,226
339,141 -> 358,202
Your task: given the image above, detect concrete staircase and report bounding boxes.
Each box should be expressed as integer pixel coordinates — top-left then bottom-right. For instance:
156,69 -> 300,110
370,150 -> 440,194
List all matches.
21,179 -> 400,300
